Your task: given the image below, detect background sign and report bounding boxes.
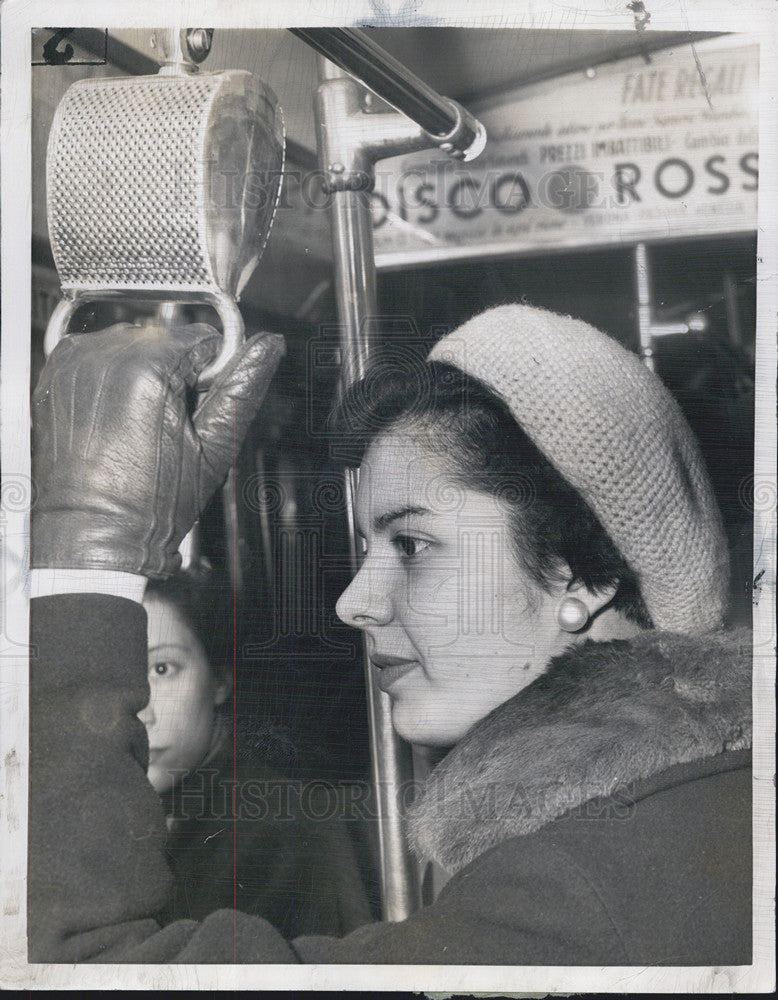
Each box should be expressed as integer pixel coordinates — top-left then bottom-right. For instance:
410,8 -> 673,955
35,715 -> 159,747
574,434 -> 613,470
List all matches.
372,36 -> 759,268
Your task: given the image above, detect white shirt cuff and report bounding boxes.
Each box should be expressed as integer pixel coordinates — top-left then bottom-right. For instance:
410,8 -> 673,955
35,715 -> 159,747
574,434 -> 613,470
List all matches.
30,568 -> 147,604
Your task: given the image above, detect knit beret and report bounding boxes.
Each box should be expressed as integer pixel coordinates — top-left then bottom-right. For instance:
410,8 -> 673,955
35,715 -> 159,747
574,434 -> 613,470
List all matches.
428,304 -> 729,634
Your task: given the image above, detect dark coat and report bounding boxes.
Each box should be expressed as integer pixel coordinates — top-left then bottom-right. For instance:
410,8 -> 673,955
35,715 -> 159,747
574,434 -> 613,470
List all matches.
157,722 -> 372,937
29,595 -> 752,964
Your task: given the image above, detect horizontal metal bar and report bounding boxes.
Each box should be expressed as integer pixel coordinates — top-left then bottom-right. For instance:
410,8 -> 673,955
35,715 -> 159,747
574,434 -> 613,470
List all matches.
290,27 -> 473,144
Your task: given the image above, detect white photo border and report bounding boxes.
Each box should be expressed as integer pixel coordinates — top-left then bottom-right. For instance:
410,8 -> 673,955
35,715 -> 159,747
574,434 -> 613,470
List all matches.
2,0 -> 775,991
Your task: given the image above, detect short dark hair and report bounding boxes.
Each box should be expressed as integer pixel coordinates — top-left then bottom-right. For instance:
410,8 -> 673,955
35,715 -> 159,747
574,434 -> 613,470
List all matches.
145,567 -> 235,684
334,359 -> 652,629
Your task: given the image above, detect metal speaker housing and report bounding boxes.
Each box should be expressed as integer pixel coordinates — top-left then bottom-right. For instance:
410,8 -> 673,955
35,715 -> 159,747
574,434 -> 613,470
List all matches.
45,69 -> 285,382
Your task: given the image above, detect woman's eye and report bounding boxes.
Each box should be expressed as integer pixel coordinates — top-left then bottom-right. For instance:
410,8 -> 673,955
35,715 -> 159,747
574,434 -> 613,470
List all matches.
393,534 -> 431,559
151,660 -> 176,677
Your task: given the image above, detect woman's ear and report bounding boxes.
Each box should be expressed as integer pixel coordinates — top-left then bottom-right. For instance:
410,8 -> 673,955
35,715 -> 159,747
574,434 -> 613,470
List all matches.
553,562 -> 619,619
565,578 -> 619,619
213,672 -> 232,707
551,564 -> 619,635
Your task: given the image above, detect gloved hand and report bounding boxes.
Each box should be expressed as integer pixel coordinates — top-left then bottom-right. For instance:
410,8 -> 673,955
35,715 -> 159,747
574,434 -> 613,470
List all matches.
32,322 -> 285,578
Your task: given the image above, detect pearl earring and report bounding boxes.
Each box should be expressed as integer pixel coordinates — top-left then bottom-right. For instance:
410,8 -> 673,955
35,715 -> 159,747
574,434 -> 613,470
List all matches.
557,596 -> 590,633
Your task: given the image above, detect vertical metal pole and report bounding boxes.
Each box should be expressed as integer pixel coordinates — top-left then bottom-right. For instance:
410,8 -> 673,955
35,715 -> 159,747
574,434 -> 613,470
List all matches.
723,271 -> 742,347
222,470 -> 243,597
634,242 -> 709,360
634,242 -> 656,372
330,192 -> 377,386
254,448 -> 276,594
316,60 -> 420,921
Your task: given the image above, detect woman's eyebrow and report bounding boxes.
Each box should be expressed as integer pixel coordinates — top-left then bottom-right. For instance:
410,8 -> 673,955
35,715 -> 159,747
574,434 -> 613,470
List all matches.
374,505 -> 430,531
148,644 -> 188,655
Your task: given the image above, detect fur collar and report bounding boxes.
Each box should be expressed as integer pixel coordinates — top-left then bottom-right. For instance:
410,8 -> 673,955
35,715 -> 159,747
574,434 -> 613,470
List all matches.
406,630 -> 752,874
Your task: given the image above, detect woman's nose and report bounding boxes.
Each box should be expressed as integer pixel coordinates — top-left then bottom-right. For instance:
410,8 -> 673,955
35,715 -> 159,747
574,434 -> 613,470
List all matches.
336,560 -> 394,629
137,699 -> 155,728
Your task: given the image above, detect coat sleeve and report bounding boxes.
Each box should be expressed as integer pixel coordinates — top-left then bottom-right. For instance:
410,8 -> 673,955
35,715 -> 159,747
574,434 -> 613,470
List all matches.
28,594 -> 298,963
291,841 -> 629,964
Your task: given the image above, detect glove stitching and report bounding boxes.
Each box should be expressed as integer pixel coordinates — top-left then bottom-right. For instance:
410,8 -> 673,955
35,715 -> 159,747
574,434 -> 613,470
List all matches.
142,380 -> 172,577
163,378 -> 188,578
67,368 -> 77,454
49,383 -> 58,467
82,361 -> 111,461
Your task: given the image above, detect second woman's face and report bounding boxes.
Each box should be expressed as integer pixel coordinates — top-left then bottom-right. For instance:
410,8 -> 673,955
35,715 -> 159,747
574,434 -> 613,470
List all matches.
138,597 -> 228,794
336,430 -> 567,747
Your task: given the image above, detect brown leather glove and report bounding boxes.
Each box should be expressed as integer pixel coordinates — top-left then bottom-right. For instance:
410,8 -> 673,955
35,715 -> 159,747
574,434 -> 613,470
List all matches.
32,322 -> 284,578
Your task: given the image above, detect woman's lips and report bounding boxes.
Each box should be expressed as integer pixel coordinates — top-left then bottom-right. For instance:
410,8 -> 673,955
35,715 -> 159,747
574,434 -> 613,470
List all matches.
371,654 -> 420,692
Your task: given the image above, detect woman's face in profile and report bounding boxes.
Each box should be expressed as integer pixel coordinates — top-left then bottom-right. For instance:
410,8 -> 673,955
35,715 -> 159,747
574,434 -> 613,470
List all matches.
139,596 -> 228,794
336,430 -> 567,747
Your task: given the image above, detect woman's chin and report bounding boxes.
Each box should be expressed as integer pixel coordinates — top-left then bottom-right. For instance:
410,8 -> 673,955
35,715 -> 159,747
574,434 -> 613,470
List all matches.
390,702 -> 467,748
146,765 -> 174,795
